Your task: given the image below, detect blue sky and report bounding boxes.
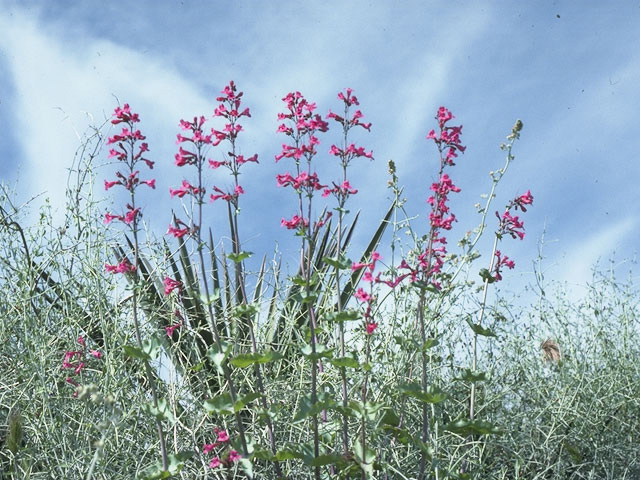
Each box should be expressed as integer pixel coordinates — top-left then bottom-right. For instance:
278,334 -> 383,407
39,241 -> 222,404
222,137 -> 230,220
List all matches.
1,1 -> 639,297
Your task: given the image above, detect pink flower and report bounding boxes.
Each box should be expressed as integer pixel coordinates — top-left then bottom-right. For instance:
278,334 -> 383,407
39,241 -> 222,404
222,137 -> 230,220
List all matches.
366,321 -> 378,335
104,180 -> 120,190
493,250 -> 516,282
104,212 -> 122,224
513,190 -> 534,212
163,276 -> 182,296
354,288 -> 371,303
228,450 -> 241,463
141,179 -> 156,189
165,321 -> 183,338
167,225 -> 190,238
281,215 -> 308,230
208,160 -> 228,169
497,210 -> 526,240
170,180 -> 201,198
89,350 -> 102,359
62,350 -> 82,369
217,430 -> 229,443
105,259 -> 136,274
123,207 -> 140,225
209,456 -> 221,468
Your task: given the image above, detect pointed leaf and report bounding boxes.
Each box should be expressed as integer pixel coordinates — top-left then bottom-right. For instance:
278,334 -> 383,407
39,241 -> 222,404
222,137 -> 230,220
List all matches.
466,317 -> 497,337
204,392 -> 234,415
444,419 -> 501,435
230,351 -> 284,368
227,251 -> 253,263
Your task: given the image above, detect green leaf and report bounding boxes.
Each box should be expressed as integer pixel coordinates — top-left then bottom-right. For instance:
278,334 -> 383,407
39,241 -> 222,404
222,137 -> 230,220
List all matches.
142,336 -> 162,360
167,451 -> 193,474
411,281 -> 441,293
349,400 -> 385,421
322,255 -> 351,270
353,441 -> 375,476
330,357 -> 360,369
422,337 -> 440,351
293,291 -> 318,304
139,465 -> 171,480
323,309 -> 361,323
274,449 -> 304,461
144,398 -> 176,424
300,343 -> 333,360
563,440 -> 583,463
238,457 -> 254,477
204,393 -> 234,415
227,251 -> 253,263
199,289 -> 220,306
466,318 -> 497,337
293,393 -> 337,422
456,369 -> 487,382
311,454 -> 344,467
399,383 -> 448,404
234,392 -> 262,412
123,345 -> 150,361
233,303 -> 259,317
479,268 -> 496,284
207,341 -> 232,372
378,408 -> 401,427
444,419 -> 501,435
230,350 -> 284,368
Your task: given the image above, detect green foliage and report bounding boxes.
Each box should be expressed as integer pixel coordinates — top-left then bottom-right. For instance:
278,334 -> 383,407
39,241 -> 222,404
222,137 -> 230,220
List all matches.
1,122 -> 639,480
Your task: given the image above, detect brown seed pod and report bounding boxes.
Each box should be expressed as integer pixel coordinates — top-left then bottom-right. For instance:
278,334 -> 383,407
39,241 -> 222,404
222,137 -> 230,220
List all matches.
540,338 -> 561,362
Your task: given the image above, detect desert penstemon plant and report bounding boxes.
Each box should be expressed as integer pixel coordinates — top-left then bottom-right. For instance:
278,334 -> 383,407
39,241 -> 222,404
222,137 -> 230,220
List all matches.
401,107 -> 466,480
89,92 -> 538,479
167,95 -> 255,472
351,252 -> 381,478
208,81 -> 283,478
102,104 -> 169,471
323,88 -> 373,455
276,91 -> 330,479
462,189 -> 533,473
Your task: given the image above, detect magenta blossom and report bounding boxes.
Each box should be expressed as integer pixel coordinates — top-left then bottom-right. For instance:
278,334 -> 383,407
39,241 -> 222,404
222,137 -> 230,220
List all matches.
163,276 -> 182,296
169,179 -> 202,198
105,259 -> 136,274
497,210 -> 526,240
493,250 -> 516,282
104,104 -> 155,228
281,215 -> 308,230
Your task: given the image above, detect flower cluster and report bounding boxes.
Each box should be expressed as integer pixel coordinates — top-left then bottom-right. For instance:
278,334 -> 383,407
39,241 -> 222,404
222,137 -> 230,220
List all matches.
276,92 -> 330,231
492,250 -> 515,282
496,190 -> 533,241
491,191 -> 533,281
104,257 -> 136,274
62,335 -> 102,397
398,107 -> 465,290
163,276 -> 182,296
165,310 -> 184,339
324,88 -> 373,207
209,81 -> 257,207
426,106 -> 466,165
104,104 -> 155,236
275,92 -> 329,163
168,115 -> 212,238
352,252 -> 382,334
202,427 -> 241,469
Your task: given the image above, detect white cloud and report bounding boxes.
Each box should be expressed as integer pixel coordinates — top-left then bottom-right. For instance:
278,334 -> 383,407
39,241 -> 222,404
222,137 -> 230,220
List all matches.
552,215 -> 637,297
0,9 -> 210,224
